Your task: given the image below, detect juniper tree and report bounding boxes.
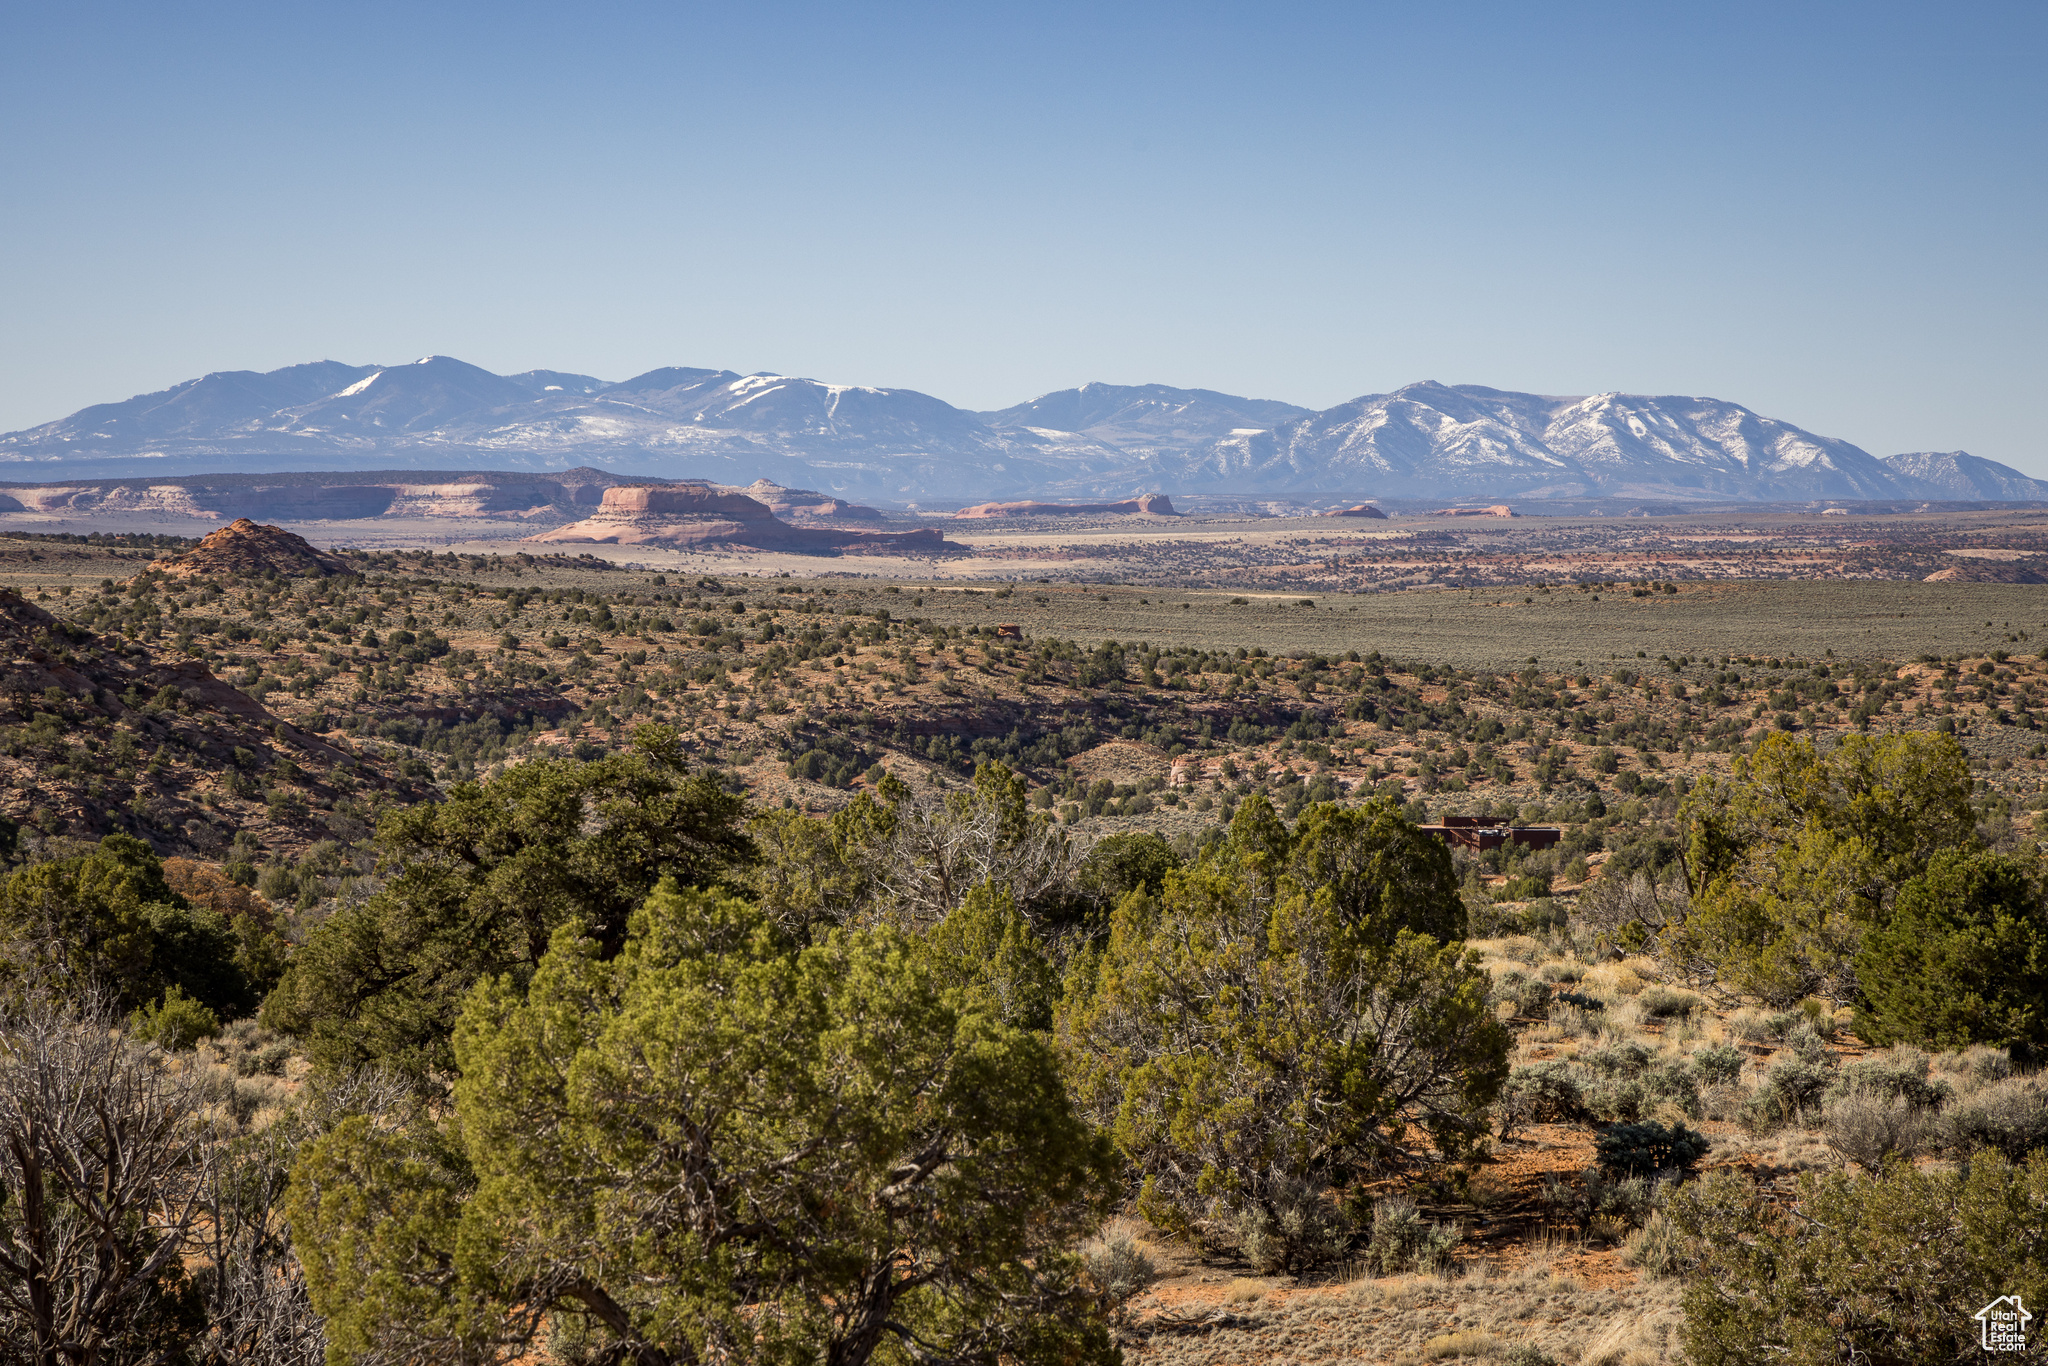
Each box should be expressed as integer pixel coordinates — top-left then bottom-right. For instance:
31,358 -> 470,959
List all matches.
286,879 -> 1120,1366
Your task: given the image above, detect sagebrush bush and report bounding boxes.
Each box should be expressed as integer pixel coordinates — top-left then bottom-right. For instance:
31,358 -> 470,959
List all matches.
1552,1003 -> 1605,1039
1578,1039 -> 1653,1077
1642,1059 -> 1704,1118
1619,1210 -> 1688,1278
1586,1075 -> 1647,1123
1736,1083 -> 1791,1136
1510,976 -> 1553,1020
1781,1020 -> 1834,1062
1822,1093 -> 1932,1170
1930,1043 -> 2014,1091
1500,1060 -> 1586,1132
1732,1009 -> 1800,1043
1541,1164 -> 1660,1232
1939,1074 -> 2048,1161
207,1016 -> 294,1078
1235,1173 -> 1354,1275
1366,1194 -> 1460,1274
1637,985 -> 1704,1020
1823,1045 -> 1950,1110
1689,1043 -> 1745,1088
1080,1219 -> 1159,1323
1765,1053 -> 1835,1116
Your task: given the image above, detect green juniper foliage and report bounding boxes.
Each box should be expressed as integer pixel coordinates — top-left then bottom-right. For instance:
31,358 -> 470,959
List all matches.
262,724 -> 753,1083
0,832 -> 272,1018
1670,1156 -> 2048,1366
1855,848 -> 2048,1053
286,879 -> 1119,1366
1678,731 -> 1977,1005
1058,796 -> 1507,1274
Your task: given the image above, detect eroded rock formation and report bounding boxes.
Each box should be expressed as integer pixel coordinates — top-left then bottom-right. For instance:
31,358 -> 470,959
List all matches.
724,480 -> 884,521
952,494 -> 1176,519
530,485 -> 952,554
157,519 -> 352,579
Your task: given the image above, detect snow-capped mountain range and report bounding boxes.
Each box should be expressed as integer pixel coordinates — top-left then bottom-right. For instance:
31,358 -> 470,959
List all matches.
4,356 -> 2041,505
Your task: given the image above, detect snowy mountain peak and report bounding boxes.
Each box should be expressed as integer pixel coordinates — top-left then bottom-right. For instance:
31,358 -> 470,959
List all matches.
1,360 -> 2039,504
1189,384 -> 1912,500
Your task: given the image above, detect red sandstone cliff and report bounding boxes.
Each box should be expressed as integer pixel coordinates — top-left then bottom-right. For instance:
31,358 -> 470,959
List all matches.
530,485 -> 954,554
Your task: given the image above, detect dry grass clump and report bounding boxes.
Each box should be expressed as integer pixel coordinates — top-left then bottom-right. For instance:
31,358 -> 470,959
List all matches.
1577,1302 -> 1684,1366
1130,1261 -> 1683,1366
1580,960 -> 1651,999
1421,1328 -> 1502,1359
1223,1277 -> 1267,1305
1347,1272 -> 1426,1309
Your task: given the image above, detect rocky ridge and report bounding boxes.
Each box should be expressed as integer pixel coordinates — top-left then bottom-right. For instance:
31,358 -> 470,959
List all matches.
531,485 -> 956,554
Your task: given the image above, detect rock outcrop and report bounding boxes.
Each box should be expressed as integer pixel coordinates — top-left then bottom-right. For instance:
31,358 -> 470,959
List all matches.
157,519 -> 352,579
1426,505 -> 1519,518
0,468 -> 628,525
724,480 -> 884,521
530,485 -> 953,554
953,494 -> 1176,519
1321,503 -> 1388,519
1922,561 -> 2048,584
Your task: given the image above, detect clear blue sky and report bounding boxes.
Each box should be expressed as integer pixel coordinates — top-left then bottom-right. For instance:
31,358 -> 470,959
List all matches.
4,1 -> 2043,469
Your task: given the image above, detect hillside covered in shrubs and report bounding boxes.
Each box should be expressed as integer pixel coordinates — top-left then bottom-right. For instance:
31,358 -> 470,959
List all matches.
2,538 -> 2047,1362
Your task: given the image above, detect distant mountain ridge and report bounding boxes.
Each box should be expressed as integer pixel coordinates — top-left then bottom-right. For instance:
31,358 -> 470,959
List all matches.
980,382 -> 1312,459
5,360 -> 2041,505
1187,381 -> 1929,501
1879,451 -> 2048,502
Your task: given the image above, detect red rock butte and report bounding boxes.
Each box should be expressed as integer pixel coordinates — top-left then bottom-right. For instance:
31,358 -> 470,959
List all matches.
1427,505 -> 1519,518
529,484 -> 953,554
952,494 -> 1177,519
158,519 -> 352,578
1322,503 -> 1388,519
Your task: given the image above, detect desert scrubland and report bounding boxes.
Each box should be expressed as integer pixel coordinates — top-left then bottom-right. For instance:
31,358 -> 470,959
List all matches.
1,508 -> 2044,1363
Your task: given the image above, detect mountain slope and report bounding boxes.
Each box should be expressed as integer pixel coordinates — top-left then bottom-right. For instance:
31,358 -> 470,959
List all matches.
1883,451 -> 2048,501
983,382 -> 1312,457
275,355 -> 535,436
0,361 -> 1140,500
12,361 -> 379,446
5,362 -> 2040,504
1180,382 -> 1909,500
506,369 -> 612,397
472,369 -> 1142,499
